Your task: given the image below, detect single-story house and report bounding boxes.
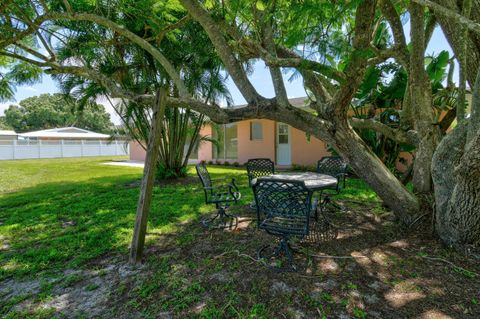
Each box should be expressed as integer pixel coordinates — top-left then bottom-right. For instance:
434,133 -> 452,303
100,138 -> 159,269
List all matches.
19,127 -> 111,141
130,97 -> 332,167
0,130 -> 18,141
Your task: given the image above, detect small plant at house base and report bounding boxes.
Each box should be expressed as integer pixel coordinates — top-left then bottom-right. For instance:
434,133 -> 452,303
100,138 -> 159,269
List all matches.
156,164 -> 187,180
200,160 -> 206,165
233,162 -> 240,167
207,161 -> 213,165
215,160 -> 222,165
224,161 -> 230,166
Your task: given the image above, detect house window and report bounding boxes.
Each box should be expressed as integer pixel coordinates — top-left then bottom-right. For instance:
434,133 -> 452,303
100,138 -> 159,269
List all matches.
250,121 -> 263,140
211,125 -> 223,159
225,123 -> 238,159
212,123 -> 237,160
278,124 -> 289,144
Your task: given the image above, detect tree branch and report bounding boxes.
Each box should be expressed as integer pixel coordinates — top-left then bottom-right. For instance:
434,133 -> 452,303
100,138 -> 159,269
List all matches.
27,0 -> 57,60
62,0 -> 73,14
275,46 -> 335,109
411,0 -> 480,35
145,15 -> 191,43
378,0 -> 410,67
179,0 -> 262,104
350,118 -> 419,145
368,45 -> 409,66
265,56 -> 346,84
0,50 -> 49,67
13,42 -> 50,61
424,12 -> 437,49
258,10 -> 289,107
333,0 -> 378,117
0,11 -> 189,97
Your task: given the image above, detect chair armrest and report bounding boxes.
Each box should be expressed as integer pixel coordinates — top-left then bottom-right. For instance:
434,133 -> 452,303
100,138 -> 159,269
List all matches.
211,177 -> 237,187
229,178 -> 239,191
211,177 -> 239,194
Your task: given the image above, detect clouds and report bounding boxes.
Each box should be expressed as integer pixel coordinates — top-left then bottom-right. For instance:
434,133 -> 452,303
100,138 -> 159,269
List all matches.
23,87 -> 39,93
0,103 -> 13,116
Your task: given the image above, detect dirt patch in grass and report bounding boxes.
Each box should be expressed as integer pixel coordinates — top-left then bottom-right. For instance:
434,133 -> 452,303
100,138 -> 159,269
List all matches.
2,200 -> 479,318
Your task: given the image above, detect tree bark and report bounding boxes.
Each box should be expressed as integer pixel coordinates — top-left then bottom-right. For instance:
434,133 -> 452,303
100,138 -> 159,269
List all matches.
433,61 -> 480,246
332,124 -> 420,224
435,0 -> 480,88
412,0 -> 480,36
409,3 -> 440,193
445,131 -> 480,245
432,124 -> 468,243
129,88 -> 166,264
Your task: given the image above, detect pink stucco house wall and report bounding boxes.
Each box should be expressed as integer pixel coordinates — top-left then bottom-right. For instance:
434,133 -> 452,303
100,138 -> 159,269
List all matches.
129,117 -> 332,167
130,97 -> 333,166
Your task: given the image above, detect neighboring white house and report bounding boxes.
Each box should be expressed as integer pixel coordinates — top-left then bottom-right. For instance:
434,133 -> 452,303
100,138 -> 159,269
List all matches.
19,127 -> 111,141
0,127 -> 128,160
0,130 -> 18,141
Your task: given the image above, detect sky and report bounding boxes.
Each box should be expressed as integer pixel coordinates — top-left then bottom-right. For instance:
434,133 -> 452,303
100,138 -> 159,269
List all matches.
0,23 -> 457,125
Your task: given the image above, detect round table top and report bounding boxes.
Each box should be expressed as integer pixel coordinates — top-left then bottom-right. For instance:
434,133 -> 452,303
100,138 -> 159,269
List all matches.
251,172 -> 337,191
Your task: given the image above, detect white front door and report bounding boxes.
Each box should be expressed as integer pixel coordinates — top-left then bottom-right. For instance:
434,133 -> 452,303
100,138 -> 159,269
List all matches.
276,123 -> 291,165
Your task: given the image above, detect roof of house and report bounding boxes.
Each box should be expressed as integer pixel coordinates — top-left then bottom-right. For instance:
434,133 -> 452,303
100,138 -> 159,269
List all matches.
19,127 -> 110,139
0,130 -> 17,136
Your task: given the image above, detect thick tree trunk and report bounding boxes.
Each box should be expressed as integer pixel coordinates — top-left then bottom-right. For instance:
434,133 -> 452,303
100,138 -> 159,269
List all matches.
445,132 -> 480,245
433,64 -> 480,246
332,124 -> 420,224
432,124 -> 468,242
433,125 -> 480,245
409,3 -> 439,193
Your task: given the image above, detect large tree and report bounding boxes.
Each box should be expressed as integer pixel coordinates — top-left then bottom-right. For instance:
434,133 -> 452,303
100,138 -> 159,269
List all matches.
1,0 -> 479,259
0,116 -> 12,130
48,0 -> 230,179
3,93 -> 113,132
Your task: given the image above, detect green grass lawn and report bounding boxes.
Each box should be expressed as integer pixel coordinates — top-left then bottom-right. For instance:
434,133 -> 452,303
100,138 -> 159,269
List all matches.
2,158 -> 478,319
0,157 -> 261,281
1,157 -> 390,318
0,157 -> 377,282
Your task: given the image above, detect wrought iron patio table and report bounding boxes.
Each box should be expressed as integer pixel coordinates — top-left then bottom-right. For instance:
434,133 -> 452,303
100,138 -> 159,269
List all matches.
251,172 -> 337,191
251,172 -> 339,244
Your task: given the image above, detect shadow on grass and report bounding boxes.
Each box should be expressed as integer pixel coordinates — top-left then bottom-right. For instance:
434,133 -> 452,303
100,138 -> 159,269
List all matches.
0,167 -> 377,280
2,167 -> 478,318
121,201 -> 479,319
0,168 -> 252,281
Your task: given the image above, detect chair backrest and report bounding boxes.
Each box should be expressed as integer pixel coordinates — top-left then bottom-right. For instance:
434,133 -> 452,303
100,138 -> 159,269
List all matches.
246,158 -> 275,183
253,178 -> 312,225
316,156 -> 347,177
196,163 -> 212,189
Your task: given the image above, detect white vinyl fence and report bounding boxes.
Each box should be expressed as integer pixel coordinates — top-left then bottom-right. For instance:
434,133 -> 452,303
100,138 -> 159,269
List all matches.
0,139 -> 129,160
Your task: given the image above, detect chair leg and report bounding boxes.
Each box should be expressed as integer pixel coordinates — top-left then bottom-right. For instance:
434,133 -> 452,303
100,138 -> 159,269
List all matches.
320,194 -> 345,216
201,205 -> 238,230
330,200 -> 344,211
258,236 -> 297,272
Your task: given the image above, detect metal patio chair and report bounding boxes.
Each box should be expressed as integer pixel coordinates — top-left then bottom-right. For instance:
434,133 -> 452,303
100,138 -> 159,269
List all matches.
253,178 -> 313,272
315,156 -> 348,216
246,158 -> 275,185
246,158 -> 275,208
196,163 -> 241,229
